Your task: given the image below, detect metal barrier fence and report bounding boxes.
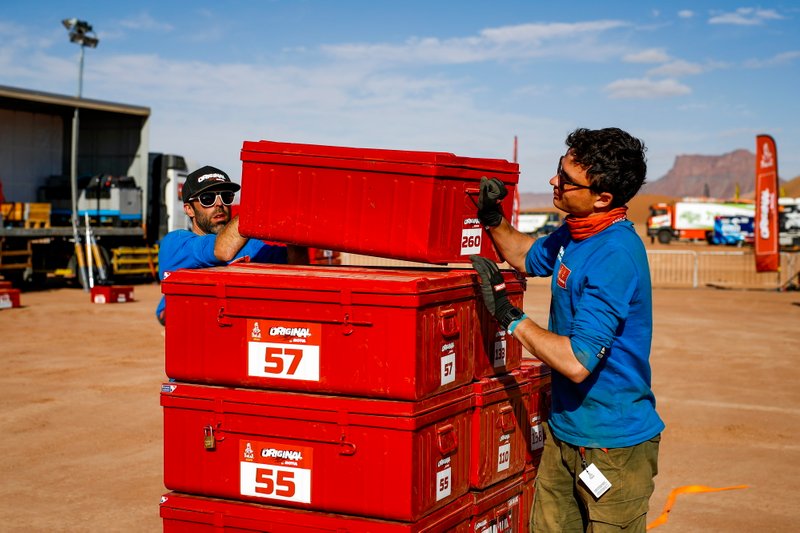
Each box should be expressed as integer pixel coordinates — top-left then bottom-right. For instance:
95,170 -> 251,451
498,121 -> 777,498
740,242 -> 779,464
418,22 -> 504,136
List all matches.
647,250 -> 797,289
340,250 -> 799,290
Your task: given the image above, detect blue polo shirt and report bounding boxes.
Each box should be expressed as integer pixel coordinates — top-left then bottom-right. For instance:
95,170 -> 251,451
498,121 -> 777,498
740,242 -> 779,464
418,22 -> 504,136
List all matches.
525,220 -> 664,448
155,230 -> 287,320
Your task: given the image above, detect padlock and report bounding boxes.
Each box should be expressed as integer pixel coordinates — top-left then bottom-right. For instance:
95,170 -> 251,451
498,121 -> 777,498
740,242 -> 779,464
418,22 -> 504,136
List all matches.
203,425 -> 216,450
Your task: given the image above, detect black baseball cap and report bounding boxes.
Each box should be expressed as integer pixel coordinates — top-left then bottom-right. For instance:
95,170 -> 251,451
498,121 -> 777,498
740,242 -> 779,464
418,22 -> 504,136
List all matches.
182,165 -> 241,202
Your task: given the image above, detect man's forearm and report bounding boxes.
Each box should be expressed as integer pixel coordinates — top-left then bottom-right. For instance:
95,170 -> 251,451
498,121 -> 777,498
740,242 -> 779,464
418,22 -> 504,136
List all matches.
487,219 -> 536,272
511,318 -> 590,383
214,215 -> 248,261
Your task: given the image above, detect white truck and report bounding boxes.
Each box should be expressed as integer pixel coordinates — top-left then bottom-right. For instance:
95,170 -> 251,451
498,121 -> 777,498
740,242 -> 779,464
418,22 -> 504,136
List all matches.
516,211 -> 561,238
647,199 -> 755,244
0,84 -> 189,287
779,197 -> 800,249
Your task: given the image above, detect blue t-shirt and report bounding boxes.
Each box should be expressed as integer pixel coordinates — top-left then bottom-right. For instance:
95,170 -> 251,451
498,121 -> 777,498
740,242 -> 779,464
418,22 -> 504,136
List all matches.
155,230 -> 288,320
525,220 -> 664,448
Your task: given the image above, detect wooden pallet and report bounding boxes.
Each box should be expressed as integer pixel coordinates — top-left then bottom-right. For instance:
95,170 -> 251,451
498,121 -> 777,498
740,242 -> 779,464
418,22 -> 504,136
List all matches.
112,245 -> 158,277
0,238 -> 32,271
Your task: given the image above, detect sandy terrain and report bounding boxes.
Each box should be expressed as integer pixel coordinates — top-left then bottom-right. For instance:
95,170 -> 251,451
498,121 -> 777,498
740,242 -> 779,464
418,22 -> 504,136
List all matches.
1,274 -> 799,531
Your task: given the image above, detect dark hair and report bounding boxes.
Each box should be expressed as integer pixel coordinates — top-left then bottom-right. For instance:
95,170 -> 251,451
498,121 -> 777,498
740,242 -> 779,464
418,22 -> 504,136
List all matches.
566,127 -> 647,207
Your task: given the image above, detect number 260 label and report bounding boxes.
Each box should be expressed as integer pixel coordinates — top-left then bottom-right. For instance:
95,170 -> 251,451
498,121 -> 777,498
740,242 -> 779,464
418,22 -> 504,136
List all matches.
460,228 -> 482,255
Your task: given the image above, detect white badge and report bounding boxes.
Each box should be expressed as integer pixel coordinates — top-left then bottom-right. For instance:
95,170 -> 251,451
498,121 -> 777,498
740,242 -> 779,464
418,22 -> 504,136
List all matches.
579,463 -> 612,498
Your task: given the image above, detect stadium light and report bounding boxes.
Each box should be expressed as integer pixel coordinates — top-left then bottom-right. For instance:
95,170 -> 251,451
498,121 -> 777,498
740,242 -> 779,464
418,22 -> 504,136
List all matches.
62,18 -> 99,290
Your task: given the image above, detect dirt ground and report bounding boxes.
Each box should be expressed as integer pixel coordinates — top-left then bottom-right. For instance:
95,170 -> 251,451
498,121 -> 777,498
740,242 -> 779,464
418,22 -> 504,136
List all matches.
1,276 -> 799,532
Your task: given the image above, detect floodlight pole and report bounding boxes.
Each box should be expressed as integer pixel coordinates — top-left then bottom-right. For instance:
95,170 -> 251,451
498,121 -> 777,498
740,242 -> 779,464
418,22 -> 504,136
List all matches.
69,43 -> 85,234
63,18 -> 98,290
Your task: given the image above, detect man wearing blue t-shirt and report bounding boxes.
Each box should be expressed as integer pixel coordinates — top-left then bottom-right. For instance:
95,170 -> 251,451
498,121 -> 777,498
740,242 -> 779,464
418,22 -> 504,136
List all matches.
471,128 -> 663,532
155,165 -> 306,325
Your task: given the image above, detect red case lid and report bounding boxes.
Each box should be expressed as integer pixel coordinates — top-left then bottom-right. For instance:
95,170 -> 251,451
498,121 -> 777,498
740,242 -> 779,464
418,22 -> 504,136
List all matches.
472,370 -> 529,406
161,382 -> 474,430
241,140 -> 519,178
520,357 -> 551,377
162,263 -> 477,299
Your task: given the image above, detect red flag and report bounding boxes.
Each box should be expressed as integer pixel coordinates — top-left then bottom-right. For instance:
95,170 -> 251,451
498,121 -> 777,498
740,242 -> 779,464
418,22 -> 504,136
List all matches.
510,187 -> 521,230
754,134 -> 779,272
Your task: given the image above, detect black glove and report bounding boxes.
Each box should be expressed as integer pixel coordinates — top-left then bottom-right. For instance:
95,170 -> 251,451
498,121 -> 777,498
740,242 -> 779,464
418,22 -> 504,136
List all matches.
477,177 -> 508,228
470,255 -> 525,330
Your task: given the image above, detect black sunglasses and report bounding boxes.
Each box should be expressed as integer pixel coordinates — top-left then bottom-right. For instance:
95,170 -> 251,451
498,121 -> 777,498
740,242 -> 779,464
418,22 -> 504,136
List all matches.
557,156 -> 593,192
191,191 -> 235,208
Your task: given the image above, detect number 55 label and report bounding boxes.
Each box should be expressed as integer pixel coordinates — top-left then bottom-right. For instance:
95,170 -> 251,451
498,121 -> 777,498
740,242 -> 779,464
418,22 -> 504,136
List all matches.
247,320 -> 321,381
240,440 -> 313,504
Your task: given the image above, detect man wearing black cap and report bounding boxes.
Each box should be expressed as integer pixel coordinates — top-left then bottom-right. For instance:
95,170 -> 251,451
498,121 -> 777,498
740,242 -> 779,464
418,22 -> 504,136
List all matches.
155,165 -> 306,325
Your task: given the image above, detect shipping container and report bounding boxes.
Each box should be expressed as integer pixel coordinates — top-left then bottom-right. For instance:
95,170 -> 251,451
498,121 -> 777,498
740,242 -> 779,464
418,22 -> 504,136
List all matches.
519,465 -> 538,531
519,358 -> 552,465
162,382 -> 473,522
160,491 -> 474,532
0,287 -> 21,309
469,474 -> 524,532
462,269 -> 526,379
470,372 -> 529,490
90,284 -> 134,303
163,264 -> 477,400
238,140 -> 519,264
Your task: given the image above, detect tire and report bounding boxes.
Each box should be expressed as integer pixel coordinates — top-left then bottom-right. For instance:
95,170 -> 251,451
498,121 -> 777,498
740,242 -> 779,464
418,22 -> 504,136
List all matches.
657,229 -> 672,244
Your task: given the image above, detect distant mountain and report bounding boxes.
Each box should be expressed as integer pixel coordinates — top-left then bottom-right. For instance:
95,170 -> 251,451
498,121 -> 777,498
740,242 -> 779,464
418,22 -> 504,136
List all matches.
519,192 -> 555,210
641,149 -> 755,199
520,150 -> 800,211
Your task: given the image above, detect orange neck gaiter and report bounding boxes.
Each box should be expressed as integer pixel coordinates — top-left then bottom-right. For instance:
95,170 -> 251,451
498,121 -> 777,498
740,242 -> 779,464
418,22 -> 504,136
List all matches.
565,206 -> 628,241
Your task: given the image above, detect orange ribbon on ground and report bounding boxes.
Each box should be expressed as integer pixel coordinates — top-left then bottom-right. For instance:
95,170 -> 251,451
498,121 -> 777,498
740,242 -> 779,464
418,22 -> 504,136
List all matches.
647,484 -> 749,530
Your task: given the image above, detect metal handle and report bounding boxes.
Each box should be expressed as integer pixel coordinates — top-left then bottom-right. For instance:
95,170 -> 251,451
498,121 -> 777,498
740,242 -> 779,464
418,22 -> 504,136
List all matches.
436,423 -> 458,455
498,405 -> 516,433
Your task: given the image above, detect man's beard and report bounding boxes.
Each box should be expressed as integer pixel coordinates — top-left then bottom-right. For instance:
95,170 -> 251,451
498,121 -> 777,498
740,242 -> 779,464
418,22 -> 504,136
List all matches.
195,206 -> 230,235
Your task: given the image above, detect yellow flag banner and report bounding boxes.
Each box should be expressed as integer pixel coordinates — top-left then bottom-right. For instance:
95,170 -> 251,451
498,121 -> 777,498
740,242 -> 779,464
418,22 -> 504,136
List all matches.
646,484 -> 749,530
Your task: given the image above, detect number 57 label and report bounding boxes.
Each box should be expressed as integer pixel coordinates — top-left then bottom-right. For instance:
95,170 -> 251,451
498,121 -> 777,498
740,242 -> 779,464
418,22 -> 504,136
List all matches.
247,320 -> 321,381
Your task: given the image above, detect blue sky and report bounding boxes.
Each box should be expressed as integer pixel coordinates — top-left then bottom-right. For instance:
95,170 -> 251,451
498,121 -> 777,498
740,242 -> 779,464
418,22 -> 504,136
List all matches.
1,1 -> 798,192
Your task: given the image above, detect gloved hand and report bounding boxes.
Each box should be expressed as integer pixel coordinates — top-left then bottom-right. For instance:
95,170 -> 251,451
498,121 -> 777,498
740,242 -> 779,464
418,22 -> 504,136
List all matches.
477,177 -> 508,228
470,255 -> 525,330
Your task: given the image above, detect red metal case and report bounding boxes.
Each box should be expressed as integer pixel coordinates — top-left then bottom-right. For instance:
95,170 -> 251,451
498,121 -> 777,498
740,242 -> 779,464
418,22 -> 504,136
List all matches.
162,382 -> 473,522
238,140 -> 519,264
162,264 -> 477,400
160,492 -> 474,532
465,270 -> 526,379
469,474 -> 524,533
520,465 -> 538,531
90,285 -> 134,304
519,358 -> 552,466
469,372 -> 529,490
0,288 -> 21,309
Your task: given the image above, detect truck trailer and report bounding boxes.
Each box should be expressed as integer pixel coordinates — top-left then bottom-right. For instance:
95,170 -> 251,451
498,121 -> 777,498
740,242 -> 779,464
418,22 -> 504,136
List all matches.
647,198 -> 756,244
0,84 -> 188,287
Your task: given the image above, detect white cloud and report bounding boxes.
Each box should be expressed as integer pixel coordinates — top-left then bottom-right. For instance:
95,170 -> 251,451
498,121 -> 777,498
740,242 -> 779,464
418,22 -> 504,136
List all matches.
118,12 -> 174,32
745,50 -> 800,68
709,8 -> 784,25
605,78 -> 691,99
322,20 -> 629,65
647,59 -> 704,77
624,48 -> 670,63
678,10 -> 695,19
